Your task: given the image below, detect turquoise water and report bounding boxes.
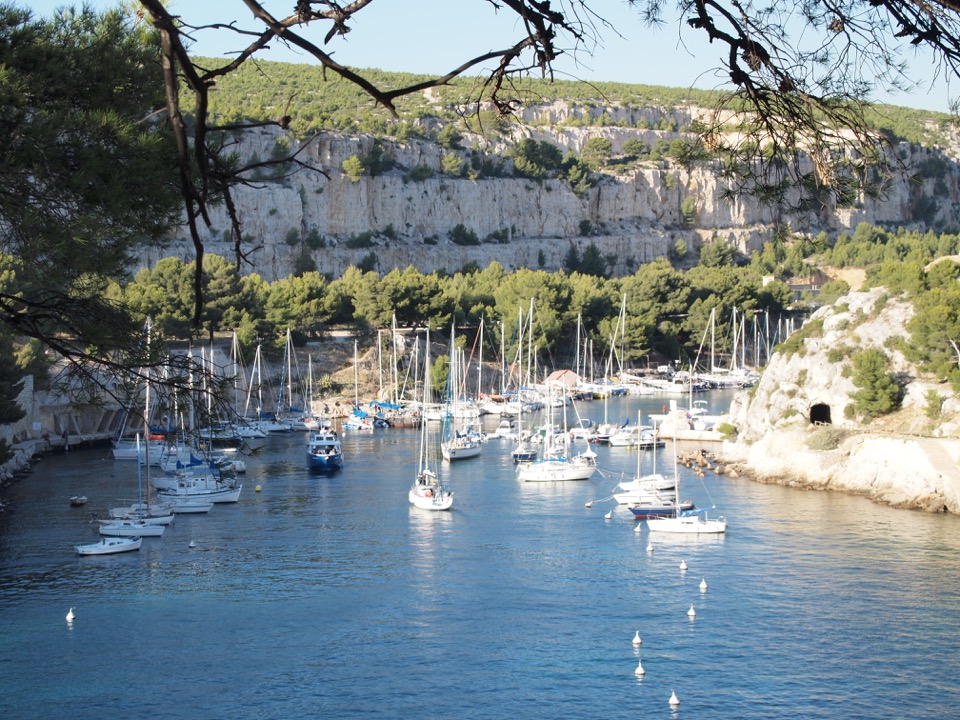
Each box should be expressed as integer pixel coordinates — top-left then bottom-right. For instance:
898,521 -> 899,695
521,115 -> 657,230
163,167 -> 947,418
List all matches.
1,393 -> 959,719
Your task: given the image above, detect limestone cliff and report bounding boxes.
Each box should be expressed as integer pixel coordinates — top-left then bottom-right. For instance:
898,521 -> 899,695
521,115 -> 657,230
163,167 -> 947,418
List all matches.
140,104 -> 960,281
723,288 -> 960,514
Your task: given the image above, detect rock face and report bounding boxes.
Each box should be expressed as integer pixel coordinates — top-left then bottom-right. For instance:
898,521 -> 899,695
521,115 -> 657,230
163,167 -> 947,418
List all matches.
140,106 -> 960,281
724,288 -> 960,514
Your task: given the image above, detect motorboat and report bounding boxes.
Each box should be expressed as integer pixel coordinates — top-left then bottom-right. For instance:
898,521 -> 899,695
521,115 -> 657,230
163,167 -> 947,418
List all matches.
76,536 -> 142,555
306,429 -> 344,470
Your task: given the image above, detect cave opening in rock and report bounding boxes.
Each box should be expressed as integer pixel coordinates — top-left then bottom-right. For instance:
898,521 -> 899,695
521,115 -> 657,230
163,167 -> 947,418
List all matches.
810,403 -> 832,425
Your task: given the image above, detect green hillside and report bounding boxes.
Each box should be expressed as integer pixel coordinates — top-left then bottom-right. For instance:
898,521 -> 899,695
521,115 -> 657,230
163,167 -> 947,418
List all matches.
196,58 -> 953,149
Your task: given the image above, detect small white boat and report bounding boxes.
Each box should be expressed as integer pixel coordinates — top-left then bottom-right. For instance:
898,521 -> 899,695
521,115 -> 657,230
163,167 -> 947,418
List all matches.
69,495 -> 88,507
409,469 -> 454,511
489,418 -> 518,439
646,437 -> 727,533
76,536 -> 142,555
647,509 -> 727,534
157,478 -> 242,503
168,498 -> 214,514
108,505 -> 176,525
98,520 -> 166,537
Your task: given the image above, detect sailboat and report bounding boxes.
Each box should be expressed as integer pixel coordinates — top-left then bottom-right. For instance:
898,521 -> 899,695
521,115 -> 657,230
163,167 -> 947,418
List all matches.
611,418 -> 696,517
647,437 -> 726,533
440,324 -> 482,461
409,330 -> 453,510
515,383 -> 597,482
108,321 -> 175,527
510,306 -> 538,462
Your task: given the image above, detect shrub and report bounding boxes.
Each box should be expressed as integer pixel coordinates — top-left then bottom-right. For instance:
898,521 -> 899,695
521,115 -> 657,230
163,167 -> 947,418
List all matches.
449,224 -> 480,246
346,232 -> 375,249
341,154 -> 365,182
407,165 -> 435,182
716,422 -> 737,440
806,426 -> 846,451
848,348 -> 901,420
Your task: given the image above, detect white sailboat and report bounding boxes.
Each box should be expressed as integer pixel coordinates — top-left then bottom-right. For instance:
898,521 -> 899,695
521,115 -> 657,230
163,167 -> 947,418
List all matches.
647,438 -> 727,534
76,536 -> 143,555
515,384 -> 597,482
441,324 -> 482,461
410,330 -> 453,510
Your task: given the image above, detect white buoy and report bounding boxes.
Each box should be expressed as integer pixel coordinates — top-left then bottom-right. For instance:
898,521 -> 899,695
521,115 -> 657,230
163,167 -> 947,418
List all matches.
632,631 -> 642,646
634,659 -> 645,676
687,604 -> 696,617
188,540 -> 196,549
634,524 -> 643,533
604,510 -> 613,520
699,577 -> 708,592
66,607 -> 74,622
646,542 -> 653,552
679,560 -> 688,571
585,501 -> 593,508
669,690 -> 680,707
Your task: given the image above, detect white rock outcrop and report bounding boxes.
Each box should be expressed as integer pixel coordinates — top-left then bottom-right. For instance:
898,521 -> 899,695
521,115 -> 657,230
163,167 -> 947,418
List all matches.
725,288 -> 960,514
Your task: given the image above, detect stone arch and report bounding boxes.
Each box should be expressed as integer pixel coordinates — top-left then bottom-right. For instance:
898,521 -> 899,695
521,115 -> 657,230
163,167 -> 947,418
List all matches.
810,403 -> 832,425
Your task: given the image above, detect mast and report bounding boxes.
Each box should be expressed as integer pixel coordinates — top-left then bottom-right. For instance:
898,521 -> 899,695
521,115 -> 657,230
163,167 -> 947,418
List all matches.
392,314 -> 399,405
353,339 -> 359,409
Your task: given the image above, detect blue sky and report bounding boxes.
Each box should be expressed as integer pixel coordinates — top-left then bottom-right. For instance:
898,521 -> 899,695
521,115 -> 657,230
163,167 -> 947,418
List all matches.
26,0 -> 954,113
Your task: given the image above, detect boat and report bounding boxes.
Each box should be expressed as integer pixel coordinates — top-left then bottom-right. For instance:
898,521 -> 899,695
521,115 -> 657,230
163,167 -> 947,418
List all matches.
515,451 -> 598,482
98,519 -> 166,537
440,324 -> 482,461
157,476 -> 243,504
108,503 -> 176,525
306,427 -> 344,470
111,434 -> 166,461
509,306 -> 538,463
409,330 -> 453,510
168,498 -> 214,513
607,423 -> 664,449
515,385 -> 598,482
614,420 -> 680,507
647,438 -> 726,533
69,495 -> 88,507
76,536 -> 143,555
568,417 -> 596,440
489,417 -> 518,439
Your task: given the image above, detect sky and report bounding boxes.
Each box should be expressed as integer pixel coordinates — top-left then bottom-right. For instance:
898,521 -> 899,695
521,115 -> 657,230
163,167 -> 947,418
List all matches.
26,0 -> 955,113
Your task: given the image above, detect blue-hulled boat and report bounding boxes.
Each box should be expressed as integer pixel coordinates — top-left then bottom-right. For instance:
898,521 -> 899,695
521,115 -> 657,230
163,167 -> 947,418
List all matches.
306,428 -> 344,470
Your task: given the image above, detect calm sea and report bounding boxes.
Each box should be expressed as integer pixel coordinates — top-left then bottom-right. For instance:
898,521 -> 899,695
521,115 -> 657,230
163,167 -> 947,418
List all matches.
1,392 -> 959,719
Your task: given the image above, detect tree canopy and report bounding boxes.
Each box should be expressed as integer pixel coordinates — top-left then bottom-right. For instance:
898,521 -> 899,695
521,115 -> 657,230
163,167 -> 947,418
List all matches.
0,4 -> 183,398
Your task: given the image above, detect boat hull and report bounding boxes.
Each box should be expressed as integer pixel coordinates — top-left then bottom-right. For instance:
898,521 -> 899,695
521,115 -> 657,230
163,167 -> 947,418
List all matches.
628,500 -> 695,519
307,453 -> 343,470
408,487 -> 453,511
98,521 -> 165,537
76,537 -> 143,555
647,513 -> 727,533
441,441 -> 482,461
157,484 -> 242,503
516,458 -> 597,482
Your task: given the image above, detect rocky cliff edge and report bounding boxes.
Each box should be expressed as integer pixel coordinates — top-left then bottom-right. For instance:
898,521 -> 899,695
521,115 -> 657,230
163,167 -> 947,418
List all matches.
722,288 -> 960,513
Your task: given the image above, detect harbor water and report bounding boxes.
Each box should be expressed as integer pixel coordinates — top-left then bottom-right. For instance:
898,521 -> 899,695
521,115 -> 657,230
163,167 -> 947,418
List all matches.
1,392 -> 959,719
